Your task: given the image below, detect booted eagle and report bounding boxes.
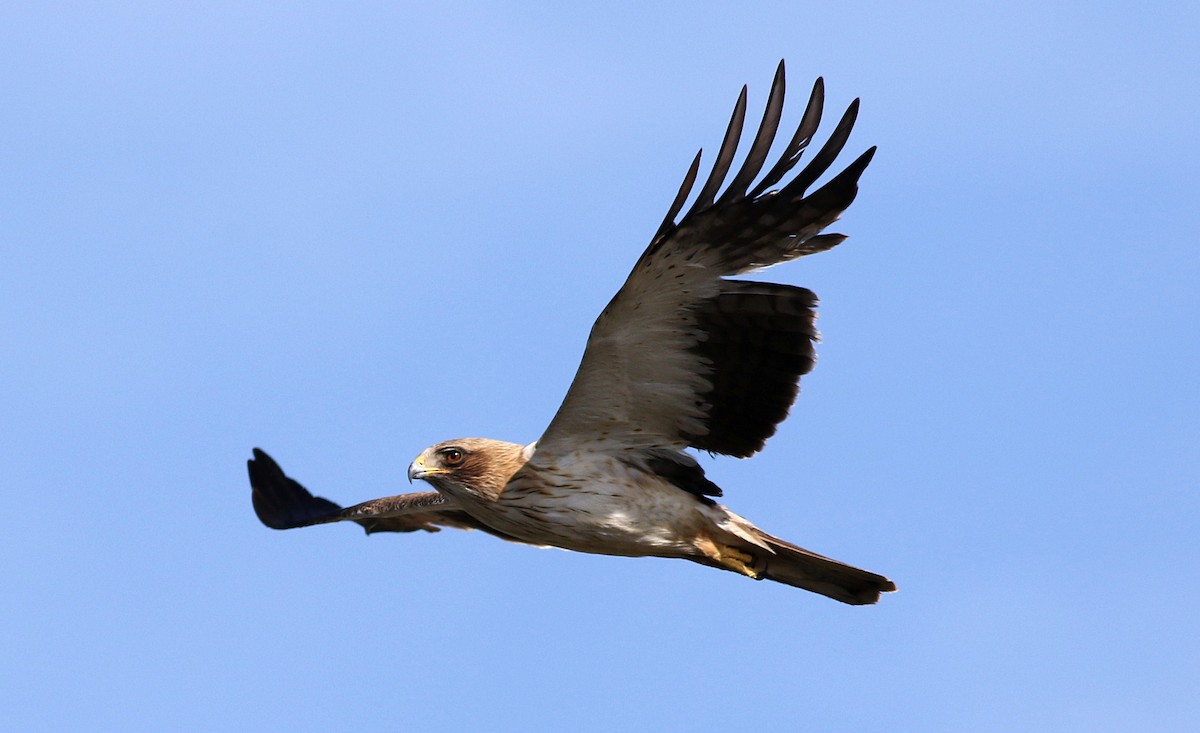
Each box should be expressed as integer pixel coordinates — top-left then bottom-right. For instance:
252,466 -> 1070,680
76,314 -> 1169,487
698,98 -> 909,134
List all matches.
249,61 -> 895,605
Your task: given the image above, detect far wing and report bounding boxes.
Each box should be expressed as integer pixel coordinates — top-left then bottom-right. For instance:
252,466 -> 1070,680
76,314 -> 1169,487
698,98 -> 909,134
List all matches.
535,61 -> 874,461
248,448 -> 522,540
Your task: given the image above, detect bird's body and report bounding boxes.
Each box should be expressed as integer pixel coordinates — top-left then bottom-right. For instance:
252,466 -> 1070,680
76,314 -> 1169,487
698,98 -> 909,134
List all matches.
249,61 -> 897,605
425,441 -> 732,558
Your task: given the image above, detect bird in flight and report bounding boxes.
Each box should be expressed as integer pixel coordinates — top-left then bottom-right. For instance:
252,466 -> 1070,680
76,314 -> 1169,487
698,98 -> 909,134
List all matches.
249,61 -> 896,605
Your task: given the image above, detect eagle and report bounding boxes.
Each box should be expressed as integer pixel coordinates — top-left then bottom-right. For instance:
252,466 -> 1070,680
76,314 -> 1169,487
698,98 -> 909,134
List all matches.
249,61 -> 896,605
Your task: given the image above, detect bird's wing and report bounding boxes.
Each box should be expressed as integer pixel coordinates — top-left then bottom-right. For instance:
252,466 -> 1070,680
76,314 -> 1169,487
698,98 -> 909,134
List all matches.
534,61 -> 874,466
248,448 -> 524,539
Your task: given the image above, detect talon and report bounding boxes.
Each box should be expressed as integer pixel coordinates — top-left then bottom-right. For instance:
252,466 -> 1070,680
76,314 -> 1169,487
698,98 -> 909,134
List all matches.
715,545 -> 760,579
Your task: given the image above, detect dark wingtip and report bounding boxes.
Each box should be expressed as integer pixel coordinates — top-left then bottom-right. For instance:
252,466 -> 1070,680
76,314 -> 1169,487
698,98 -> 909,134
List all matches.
797,144 -> 877,218
652,147 -> 704,245
248,447 -> 343,530
850,578 -> 898,606
828,144 -> 877,192
684,83 -> 749,217
249,447 -> 274,470
859,144 -> 878,169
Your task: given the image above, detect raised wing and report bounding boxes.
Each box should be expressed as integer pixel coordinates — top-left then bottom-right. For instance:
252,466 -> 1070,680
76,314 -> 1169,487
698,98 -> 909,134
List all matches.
248,448 -> 523,539
535,61 -> 874,462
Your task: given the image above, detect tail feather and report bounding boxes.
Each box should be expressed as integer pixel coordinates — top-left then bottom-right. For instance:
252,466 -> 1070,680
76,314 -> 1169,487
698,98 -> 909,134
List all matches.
752,530 -> 896,605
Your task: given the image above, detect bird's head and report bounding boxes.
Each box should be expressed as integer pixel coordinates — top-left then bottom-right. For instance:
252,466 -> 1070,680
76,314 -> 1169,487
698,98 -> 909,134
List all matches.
408,438 -> 528,501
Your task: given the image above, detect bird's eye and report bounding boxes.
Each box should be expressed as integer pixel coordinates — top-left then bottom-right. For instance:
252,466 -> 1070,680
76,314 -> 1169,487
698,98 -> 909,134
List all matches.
440,448 -> 464,465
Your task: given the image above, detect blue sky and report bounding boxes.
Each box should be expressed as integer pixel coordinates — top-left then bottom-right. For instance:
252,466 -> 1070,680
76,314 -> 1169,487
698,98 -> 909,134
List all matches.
2,2 -> 1197,731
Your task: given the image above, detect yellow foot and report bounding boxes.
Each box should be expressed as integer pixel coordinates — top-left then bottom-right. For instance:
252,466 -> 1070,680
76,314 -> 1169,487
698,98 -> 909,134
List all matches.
714,545 -> 760,579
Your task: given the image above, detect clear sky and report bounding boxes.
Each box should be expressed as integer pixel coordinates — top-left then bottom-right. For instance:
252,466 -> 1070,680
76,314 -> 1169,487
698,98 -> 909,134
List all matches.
2,2 -> 1197,731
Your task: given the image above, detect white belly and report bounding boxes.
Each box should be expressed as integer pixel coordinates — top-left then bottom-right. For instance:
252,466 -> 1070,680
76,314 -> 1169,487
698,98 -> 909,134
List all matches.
484,453 -> 715,557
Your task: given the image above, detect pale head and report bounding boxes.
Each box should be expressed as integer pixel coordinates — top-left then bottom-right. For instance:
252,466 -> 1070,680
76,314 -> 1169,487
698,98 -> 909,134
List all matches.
407,438 -> 528,501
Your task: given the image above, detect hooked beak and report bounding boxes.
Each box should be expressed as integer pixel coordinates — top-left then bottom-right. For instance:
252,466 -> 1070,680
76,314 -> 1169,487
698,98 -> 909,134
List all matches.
407,454 -> 447,484
407,456 -> 423,483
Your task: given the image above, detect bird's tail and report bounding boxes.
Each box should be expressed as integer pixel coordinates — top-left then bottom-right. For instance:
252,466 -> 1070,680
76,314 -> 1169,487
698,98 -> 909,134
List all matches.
747,528 -> 896,605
